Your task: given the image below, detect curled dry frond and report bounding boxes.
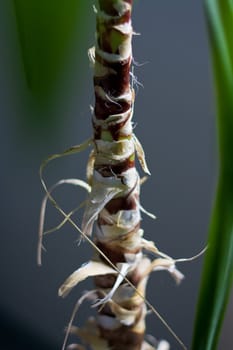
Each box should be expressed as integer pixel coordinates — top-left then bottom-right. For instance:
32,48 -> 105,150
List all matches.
38,138 -> 93,265
81,183 -> 122,237
37,178 -> 91,265
133,134 -> 151,175
59,261 -> 117,297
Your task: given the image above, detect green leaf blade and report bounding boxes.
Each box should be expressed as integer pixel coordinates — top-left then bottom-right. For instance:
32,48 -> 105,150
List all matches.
13,0 -> 90,98
192,1 -> 233,349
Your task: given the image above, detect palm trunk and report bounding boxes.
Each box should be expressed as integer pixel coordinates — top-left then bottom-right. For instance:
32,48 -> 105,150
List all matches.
91,1 -> 145,349
58,1 -> 183,349
82,1 -> 151,348
86,1 -> 145,349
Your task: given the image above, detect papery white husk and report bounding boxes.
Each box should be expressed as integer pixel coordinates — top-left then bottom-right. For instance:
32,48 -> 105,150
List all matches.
97,208 -> 141,239
59,261 -> 117,297
95,138 -> 135,161
108,299 -> 140,326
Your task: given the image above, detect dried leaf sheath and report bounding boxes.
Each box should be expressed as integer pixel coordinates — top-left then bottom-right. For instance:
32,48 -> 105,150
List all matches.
83,2 -> 146,349
75,1 -> 166,349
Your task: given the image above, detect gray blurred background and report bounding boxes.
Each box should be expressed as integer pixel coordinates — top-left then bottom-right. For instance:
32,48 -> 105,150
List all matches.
0,0 -> 232,349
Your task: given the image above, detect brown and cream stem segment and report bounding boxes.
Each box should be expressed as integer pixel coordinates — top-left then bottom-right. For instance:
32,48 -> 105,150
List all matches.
86,1 -> 151,348
59,1 -> 183,349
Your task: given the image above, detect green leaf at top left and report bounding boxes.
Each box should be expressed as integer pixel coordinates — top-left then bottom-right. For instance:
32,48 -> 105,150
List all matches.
13,0 -> 90,100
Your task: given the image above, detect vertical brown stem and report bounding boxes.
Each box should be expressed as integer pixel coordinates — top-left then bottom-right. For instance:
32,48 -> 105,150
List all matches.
90,1 -> 147,349
56,1 -> 181,349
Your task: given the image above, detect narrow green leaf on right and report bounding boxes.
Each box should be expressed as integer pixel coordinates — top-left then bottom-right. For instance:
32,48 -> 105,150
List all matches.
192,1 -> 233,349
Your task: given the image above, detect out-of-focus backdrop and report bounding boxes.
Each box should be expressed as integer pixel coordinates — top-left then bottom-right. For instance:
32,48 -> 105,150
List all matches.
0,1 -> 232,349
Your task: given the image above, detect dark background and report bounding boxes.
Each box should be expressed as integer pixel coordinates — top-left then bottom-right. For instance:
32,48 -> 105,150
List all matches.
0,1 -> 232,349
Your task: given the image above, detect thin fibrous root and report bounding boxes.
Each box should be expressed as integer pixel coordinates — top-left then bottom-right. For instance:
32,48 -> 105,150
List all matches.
39,151 -> 187,350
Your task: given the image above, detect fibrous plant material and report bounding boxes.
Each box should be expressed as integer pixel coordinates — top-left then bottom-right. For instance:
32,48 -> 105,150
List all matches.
73,1 -> 179,349
39,1 -> 189,349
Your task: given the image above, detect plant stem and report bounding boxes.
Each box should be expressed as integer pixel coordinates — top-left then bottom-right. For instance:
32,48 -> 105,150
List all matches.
47,2 -> 182,349
90,1 -> 146,349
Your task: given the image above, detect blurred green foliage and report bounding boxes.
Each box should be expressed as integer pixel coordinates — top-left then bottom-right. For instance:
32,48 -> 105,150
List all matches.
13,1 -> 90,102
192,1 -> 233,349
